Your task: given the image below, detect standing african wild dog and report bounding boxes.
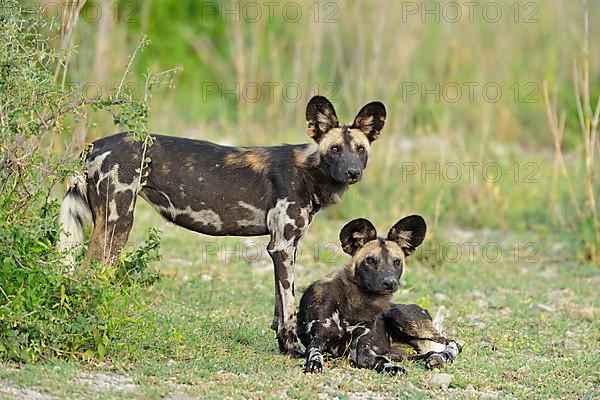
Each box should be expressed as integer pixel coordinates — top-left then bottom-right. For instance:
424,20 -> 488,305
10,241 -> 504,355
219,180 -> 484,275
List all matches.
59,95 -> 386,356
297,216 -> 461,374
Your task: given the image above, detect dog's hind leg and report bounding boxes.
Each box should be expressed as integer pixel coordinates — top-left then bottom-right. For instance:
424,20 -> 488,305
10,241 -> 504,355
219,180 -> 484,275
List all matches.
266,198 -> 311,357
383,304 -> 461,369
86,171 -> 138,265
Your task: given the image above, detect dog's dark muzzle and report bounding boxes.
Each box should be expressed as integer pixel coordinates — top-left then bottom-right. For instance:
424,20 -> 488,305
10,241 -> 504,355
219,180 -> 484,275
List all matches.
382,277 -> 399,292
345,168 -> 362,184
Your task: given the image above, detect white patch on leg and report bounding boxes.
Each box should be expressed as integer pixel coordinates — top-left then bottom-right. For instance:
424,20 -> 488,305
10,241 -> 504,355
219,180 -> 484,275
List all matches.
331,311 -> 342,331
108,199 -> 119,222
86,151 -> 112,175
266,198 -> 312,251
278,278 -> 295,323
95,165 -> 138,196
304,347 -> 324,373
307,348 -> 324,364
348,327 -> 371,364
349,348 -> 357,363
414,340 -> 446,353
267,199 -> 295,251
444,341 -> 459,359
306,320 -> 317,334
322,311 -> 342,332
91,157 -> 139,216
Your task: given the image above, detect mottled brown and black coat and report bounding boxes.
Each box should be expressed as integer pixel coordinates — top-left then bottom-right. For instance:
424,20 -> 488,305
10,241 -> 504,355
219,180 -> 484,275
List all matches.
59,96 -> 386,355
297,216 -> 460,374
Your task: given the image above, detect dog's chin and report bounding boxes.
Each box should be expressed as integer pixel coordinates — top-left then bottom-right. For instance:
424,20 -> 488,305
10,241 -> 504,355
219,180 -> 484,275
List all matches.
332,177 -> 355,186
368,287 -> 397,296
330,173 -> 361,186
341,176 -> 361,185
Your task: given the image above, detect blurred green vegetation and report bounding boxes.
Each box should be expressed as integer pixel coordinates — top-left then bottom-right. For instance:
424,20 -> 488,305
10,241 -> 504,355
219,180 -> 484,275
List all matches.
64,0 -> 598,141
29,0 -> 597,261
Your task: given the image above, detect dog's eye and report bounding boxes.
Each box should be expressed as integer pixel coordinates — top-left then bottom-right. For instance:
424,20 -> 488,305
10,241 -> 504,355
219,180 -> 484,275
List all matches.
330,145 -> 341,154
365,256 -> 376,265
393,259 -> 402,267
357,145 -> 365,153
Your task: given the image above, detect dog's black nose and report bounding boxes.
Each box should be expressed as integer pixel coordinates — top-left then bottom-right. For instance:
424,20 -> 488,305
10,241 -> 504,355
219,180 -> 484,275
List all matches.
346,169 -> 361,180
382,277 -> 398,291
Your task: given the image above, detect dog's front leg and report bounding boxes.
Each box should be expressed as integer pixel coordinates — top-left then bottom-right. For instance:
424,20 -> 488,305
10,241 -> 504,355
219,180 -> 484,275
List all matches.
303,337 -> 326,373
301,317 -> 345,373
266,199 -> 310,357
350,325 -> 406,376
267,241 -> 303,356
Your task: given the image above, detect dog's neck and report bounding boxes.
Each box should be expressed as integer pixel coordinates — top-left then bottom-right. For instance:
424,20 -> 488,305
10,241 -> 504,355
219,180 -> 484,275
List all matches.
308,168 -> 348,208
296,145 -> 349,209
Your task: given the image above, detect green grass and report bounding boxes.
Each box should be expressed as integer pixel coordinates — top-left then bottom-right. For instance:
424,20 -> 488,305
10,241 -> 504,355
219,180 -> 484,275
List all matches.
1,202 -> 598,399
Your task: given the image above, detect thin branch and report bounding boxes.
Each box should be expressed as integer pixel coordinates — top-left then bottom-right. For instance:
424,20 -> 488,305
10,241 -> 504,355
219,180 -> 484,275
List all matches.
116,35 -> 148,99
0,285 -> 11,304
53,0 -> 87,87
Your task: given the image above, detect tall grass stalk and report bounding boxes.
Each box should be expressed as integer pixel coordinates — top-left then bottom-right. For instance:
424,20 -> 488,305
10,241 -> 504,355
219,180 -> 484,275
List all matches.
544,1 -> 599,263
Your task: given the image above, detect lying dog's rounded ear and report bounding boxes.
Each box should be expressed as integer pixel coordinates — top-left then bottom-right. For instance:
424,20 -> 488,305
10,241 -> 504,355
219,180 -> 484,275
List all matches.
339,218 -> 378,256
306,96 -> 339,143
387,215 -> 427,256
351,101 -> 386,142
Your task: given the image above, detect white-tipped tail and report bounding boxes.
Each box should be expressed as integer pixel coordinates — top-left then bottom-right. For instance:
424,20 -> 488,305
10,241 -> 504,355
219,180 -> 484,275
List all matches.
59,174 -> 93,256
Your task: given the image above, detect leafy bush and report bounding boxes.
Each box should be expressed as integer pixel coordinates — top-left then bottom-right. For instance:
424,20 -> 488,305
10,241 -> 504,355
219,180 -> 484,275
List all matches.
0,1 -> 162,362
115,227 -> 162,286
0,225 -> 160,362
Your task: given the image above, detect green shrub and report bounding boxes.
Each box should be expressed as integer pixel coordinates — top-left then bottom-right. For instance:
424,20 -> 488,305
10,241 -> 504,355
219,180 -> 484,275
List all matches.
0,1 -> 162,362
0,223 -> 161,362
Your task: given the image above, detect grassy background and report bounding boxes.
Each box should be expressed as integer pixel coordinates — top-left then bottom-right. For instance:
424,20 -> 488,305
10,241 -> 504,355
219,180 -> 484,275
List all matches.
2,0 -> 599,398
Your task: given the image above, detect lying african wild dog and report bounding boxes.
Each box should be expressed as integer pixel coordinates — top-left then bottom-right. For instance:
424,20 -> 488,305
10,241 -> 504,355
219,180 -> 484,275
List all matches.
59,95 -> 386,356
297,216 -> 461,374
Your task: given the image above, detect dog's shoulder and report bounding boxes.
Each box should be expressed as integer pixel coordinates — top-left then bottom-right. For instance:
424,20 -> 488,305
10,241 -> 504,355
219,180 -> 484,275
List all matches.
300,266 -> 348,308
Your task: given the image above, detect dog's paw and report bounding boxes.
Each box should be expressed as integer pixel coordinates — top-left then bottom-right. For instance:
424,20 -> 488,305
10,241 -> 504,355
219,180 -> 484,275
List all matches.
381,362 -> 406,376
424,341 -> 460,370
303,350 -> 324,374
424,353 -> 445,369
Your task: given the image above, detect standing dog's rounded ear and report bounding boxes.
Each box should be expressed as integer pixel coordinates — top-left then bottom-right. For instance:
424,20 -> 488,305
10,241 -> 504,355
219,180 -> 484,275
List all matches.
306,96 -> 339,143
339,218 -> 378,256
351,101 -> 386,142
387,215 -> 427,256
